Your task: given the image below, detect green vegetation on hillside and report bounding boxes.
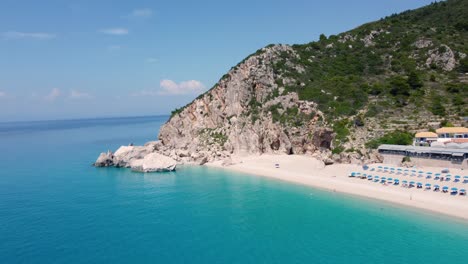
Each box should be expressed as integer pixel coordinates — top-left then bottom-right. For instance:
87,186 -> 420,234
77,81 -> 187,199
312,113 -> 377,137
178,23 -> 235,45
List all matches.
272,0 -> 467,122
365,131 -> 414,149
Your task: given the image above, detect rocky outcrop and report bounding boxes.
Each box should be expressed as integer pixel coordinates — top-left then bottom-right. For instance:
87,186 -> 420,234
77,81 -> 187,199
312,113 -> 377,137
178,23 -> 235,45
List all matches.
426,44 -> 457,71
130,153 -> 177,172
94,151 -> 114,167
94,144 -> 177,172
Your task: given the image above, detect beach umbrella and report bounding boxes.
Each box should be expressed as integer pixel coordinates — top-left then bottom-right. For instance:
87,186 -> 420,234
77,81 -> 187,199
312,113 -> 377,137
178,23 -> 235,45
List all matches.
378,166 -> 383,169
397,168 -> 402,171
367,175 -> 373,180
384,167 -> 389,170
402,180 -> 408,184
404,169 -> 409,172
435,173 -> 441,176
390,168 -> 395,171
451,187 -> 458,192
446,174 -> 452,177
434,185 -> 440,188
426,172 -> 433,175
394,179 -> 400,182
417,182 -> 423,185
388,178 -> 393,181
418,171 -> 424,174
410,181 -> 415,185
381,177 -> 387,180
460,189 -> 466,194
455,175 -> 461,179
443,186 -> 449,190
411,170 -> 416,173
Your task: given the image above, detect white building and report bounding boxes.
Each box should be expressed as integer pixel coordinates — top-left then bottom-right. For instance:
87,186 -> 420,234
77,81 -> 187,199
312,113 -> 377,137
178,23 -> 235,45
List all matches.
436,127 -> 468,143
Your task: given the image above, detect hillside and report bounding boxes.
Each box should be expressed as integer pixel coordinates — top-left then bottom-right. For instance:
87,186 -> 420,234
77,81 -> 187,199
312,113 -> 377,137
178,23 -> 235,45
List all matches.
157,0 -> 468,165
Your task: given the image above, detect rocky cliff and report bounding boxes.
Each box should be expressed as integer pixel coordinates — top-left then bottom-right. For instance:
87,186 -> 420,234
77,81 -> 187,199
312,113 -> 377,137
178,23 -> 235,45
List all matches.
157,45 -> 336,164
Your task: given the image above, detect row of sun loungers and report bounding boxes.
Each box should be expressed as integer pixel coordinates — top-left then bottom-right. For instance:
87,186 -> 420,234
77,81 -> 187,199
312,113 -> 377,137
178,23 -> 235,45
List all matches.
369,166 -> 468,183
349,172 -> 467,196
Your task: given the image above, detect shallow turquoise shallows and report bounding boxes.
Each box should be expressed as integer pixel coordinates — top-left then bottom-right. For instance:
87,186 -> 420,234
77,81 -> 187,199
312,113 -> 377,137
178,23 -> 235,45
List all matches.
0,116 -> 467,263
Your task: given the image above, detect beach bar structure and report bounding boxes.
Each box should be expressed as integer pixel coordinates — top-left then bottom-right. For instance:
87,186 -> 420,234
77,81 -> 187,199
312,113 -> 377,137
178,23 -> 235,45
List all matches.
378,144 -> 468,169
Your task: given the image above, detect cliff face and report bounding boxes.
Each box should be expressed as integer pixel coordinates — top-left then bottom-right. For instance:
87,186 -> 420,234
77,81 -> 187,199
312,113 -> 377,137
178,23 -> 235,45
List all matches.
158,45 -> 334,164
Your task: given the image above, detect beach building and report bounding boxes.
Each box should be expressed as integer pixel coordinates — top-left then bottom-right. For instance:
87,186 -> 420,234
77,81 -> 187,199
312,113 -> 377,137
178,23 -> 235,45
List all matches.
414,132 -> 438,146
378,144 -> 468,169
436,127 -> 468,143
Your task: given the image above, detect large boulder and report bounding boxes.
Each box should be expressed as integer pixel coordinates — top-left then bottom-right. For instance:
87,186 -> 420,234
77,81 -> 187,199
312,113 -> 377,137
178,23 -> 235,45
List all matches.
113,145 -> 153,167
130,153 -> 177,172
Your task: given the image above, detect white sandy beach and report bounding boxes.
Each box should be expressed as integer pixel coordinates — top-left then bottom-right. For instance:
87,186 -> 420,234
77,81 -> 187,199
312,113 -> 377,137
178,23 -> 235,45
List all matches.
208,155 -> 468,220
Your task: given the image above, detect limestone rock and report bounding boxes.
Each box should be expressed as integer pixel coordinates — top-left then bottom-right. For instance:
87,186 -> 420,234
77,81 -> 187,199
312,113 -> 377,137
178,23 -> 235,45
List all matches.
130,153 -> 177,172
426,44 -> 457,71
94,151 -> 114,167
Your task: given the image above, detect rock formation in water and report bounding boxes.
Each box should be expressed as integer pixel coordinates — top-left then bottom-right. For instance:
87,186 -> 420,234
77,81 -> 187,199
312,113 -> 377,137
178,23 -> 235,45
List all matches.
94,143 -> 177,172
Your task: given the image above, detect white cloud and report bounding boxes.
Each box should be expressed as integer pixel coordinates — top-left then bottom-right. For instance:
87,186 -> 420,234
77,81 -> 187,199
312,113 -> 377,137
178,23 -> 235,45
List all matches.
99,28 -> 129,35
2,31 -> 56,40
128,8 -> 153,18
0,91 -> 6,98
44,88 -> 61,101
159,80 -> 205,95
69,90 -> 92,99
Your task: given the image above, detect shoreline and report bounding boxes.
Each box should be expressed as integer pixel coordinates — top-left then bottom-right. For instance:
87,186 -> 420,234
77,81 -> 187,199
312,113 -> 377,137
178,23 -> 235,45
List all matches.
206,154 -> 468,221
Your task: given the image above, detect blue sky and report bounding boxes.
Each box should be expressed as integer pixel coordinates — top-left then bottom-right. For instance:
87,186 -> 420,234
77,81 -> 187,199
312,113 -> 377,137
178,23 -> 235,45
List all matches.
0,0 -> 435,121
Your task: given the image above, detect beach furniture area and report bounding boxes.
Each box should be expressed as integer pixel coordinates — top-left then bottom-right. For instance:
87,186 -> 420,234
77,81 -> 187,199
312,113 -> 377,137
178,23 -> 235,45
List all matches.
350,165 -> 467,196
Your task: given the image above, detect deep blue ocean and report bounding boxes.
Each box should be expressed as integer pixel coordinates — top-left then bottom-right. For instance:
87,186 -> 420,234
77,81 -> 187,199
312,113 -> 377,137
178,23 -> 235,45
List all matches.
0,116 -> 467,263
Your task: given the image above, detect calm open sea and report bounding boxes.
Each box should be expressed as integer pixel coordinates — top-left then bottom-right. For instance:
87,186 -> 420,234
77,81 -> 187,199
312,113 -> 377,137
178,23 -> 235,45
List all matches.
0,116 -> 467,263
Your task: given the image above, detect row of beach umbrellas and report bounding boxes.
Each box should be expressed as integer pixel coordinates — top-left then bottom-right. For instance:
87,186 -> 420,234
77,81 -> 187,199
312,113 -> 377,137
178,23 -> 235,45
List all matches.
349,172 -> 467,195
371,166 -> 468,183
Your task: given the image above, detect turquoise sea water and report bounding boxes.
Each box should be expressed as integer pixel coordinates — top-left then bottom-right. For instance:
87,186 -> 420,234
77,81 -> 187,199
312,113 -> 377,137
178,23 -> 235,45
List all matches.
0,116 -> 467,263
